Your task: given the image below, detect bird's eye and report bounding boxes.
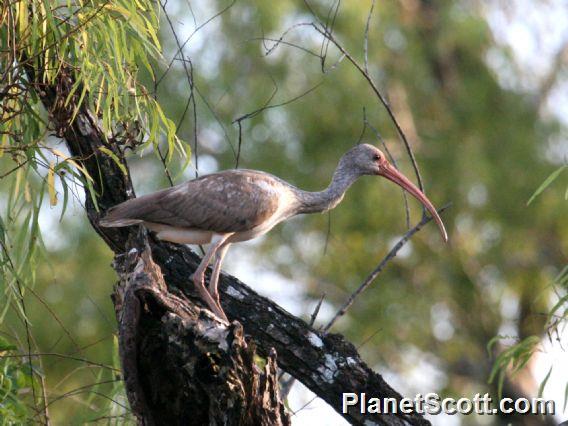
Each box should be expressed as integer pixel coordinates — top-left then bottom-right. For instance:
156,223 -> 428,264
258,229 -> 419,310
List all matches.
373,154 -> 381,161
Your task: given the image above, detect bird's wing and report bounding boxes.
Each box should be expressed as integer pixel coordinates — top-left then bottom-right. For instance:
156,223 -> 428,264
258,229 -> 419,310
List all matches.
101,170 -> 283,233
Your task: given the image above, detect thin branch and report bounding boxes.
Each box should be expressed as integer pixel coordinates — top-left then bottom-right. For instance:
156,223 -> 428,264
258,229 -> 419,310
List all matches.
232,81 -> 323,168
150,59 -> 175,187
319,0 -> 341,72
158,1 -> 198,177
232,81 -> 323,123
311,23 -> 426,197
364,110 -> 411,229
323,203 -> 451,332
309,293 -> 326,327
357,327 -> 383,350
233,76 -> 279,168
254,22 -> 318,57
0,352 -> 120,372
363,0 -> 376,75
0,238 -> 39,415
155,0 -> 237,86
252,37 -> 321,58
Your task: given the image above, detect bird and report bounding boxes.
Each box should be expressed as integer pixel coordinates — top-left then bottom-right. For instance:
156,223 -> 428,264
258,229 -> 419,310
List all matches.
100,144 -> 448,322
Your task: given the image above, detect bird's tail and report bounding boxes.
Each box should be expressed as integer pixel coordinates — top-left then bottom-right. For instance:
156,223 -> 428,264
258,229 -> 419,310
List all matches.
99,217 -> 142,227
99,202 -> 143,228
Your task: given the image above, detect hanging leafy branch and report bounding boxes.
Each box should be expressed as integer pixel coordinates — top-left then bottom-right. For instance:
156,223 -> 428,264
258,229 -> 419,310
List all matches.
527,164 -> 567,205
1,0 -> 187,420
489,165 -> 568,405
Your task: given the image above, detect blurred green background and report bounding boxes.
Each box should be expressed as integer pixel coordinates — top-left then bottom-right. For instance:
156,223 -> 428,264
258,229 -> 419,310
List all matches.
1,0 -> 567,424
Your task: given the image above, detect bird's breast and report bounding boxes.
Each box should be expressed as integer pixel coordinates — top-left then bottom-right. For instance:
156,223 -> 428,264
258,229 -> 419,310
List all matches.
229,186 -> 297,242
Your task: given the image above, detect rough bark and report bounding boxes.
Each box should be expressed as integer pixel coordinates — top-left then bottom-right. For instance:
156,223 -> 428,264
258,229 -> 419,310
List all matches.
32,69 -> 430,425
113,229 -> 289,425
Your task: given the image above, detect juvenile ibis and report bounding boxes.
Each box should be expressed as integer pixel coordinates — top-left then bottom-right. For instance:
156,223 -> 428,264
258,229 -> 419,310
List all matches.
100,144 -> 447,321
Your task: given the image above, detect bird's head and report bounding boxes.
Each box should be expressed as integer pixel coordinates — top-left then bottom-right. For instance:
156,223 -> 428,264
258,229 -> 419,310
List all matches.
341,144 -> 448,242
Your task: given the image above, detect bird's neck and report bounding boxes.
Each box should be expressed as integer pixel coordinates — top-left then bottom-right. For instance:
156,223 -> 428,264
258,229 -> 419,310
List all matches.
296,166 -> 359,214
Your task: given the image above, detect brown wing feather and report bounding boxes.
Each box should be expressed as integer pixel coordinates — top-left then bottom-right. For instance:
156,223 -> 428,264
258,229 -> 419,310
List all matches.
100,170 -> 282,233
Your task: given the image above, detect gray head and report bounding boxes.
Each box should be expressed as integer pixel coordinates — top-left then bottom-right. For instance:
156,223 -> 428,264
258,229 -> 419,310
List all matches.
339,143 -> 448,242
338,144 -> 388,176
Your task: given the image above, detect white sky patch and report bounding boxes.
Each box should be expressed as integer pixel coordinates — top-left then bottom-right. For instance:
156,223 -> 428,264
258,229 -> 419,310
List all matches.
223,244 -> 307,316
287,380 -> 349,425
484,0 -> 568,127
534,327 -> 568,420
430,302 -> 455,342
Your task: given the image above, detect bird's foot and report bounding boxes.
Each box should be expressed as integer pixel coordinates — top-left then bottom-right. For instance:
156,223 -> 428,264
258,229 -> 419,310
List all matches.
192,275 -> 229,323
204,299 -> 229,323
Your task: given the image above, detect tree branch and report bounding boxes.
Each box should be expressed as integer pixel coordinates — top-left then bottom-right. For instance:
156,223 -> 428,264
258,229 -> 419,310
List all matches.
113,228 -> 290,425
32,66 -> 430,425
323,203 -> 451,332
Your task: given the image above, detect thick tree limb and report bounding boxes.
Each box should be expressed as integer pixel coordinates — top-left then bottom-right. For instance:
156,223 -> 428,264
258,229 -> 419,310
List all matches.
34,70 -> 429,425
112,229 -> 290,425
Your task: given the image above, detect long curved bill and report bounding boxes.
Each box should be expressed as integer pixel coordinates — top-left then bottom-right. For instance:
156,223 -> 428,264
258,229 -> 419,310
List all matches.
378,163 -> 448,242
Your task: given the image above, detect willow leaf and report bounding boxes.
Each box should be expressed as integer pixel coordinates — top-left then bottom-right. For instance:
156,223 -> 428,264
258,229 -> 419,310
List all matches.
527,165 -> 567,206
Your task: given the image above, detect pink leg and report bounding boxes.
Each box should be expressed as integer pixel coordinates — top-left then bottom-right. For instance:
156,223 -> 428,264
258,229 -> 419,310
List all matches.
209,243 -> 230,311
192,234 -> 232,322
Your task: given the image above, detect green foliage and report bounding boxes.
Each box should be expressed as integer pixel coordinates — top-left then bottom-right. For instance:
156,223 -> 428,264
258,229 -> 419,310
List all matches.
527,165 -> 567,205
0,337 -> 36,424
1,0 -> 184,421
1,0 -> 181,155
487,335 -> 540,398
489,169 -> 567,404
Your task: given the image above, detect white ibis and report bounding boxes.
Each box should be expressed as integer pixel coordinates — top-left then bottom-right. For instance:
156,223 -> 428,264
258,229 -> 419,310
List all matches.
100,144 -> 447,321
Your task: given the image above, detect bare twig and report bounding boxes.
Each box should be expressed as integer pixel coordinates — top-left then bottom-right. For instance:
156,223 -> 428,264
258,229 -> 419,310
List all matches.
0,238 -> 39,416
255,23 -> 318,57
151,61 -> 175,187
232,82 -> 323,124
319,0 -> 341,72
158,1 -> 198,177
232,82 -> 323,168
309,293 -> 326,327
363,111 -> 411,229
0,352 -> 120,372
357,327 -> 383,350
155,0 -> 237,86
311,23 -> 426,198
253,37 -> 320,58
323,203 -> 451,332
364,0 -> 376,75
